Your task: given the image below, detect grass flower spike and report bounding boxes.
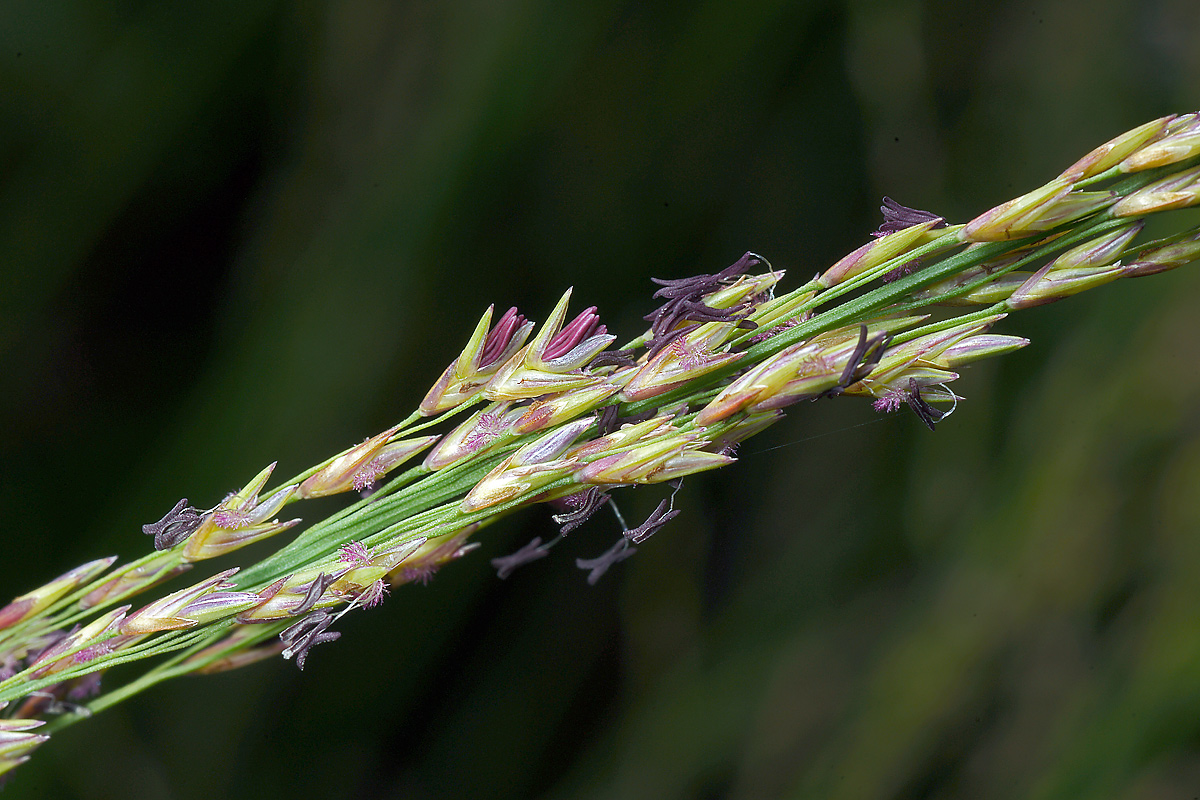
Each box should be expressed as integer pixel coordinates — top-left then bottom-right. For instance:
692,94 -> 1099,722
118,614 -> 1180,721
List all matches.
3,112 -> 1200,788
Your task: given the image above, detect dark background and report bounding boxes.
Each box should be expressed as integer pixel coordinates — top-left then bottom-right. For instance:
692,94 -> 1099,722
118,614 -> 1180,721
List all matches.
2,0 -> 1200,798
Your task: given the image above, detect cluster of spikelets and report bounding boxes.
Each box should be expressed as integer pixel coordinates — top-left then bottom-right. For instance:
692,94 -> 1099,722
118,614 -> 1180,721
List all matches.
2,112 -> 1200,781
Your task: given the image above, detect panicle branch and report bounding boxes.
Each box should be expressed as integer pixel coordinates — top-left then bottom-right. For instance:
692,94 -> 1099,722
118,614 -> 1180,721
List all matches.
4,112 -> 1200,780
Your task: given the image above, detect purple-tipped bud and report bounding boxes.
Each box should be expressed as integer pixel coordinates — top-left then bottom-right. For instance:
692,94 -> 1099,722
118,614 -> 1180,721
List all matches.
1111,166 -> 1200,217
182,518 -> 301,563
1039,191 -> 1120,228
80,552 -> 192,609
386,528 -> 479,587
298,426 -> 397,499
1122,230 -> 1200,277
512,382 -> 621,434
707,410 -> 783,454
299,427 -> 435,498
733,322 -> 899,413
937,334 -> 1030,367
620,324 -> 745,402
121,569 -> 252,634
1060,116 -> 1175,180
966,183 -> 1117,242
566,414 -> 677,460
694,344 -> 807,426
574,432 -> 699,485
1113,188 -> 1200,217
819,219 -> 943,288
0,723 -> 49,780
0,719 -> 47,732
461,457 -> 579,512
643,449 -> 735,484
0,557 -> 118,629
1046,222 -> 1143,270
1119,127 -> 1200,172
962,178 -> 1074,242
1005,262 -> 1125,309
181,465 -> 303,562
511,419 -> 594,467
420,306 -> 536,415
25,606 -> 129,675
936,272 -> 1033,306
460,421 -> 593,510
423,403 -> 521,471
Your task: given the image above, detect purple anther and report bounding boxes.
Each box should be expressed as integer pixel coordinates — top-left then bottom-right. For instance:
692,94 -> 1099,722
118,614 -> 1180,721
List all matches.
143,499 -> 205,551
545,307 -> 604,361
490,537 -> 551,579
551,487 -> 610,535
873,197 -> 946,237
575,538 -> 637,585
624,499 -> 680,544
480,307 -> 528,369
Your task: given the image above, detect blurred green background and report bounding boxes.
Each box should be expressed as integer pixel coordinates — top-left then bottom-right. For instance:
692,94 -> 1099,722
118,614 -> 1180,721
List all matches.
2,0 -> 1199,797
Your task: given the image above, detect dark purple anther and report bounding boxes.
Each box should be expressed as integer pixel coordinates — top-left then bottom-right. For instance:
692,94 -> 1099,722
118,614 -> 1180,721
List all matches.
833,326 -> 891,392
595,403 -> 658,436
643,301 -> 692,340
596,405 -> 621,436
280,610 -> 342,670
873,197 -> 946,238
748,317 -> 802,345
838,326 -> 871,388
479,307 -> 528,369
589,348 -> 638,369
289,573 -> 337,616
646,324 -> 699,359
904,378 -> 943,431
551,488 -> 610,535
143,498 -> 205,551
624,499 -> 680,544
881,257 -> 923,283
545,307 -> 604,361
645,298 -> 755,339
650,252 -> 765,299
491,537 -> 551,579
643,253 -> 766,356
575,538 -> 637,585
677,300 -> 758,328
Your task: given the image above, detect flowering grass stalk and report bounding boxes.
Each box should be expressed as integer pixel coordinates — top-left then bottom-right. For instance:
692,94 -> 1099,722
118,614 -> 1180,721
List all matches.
2,112 -> 1200,782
